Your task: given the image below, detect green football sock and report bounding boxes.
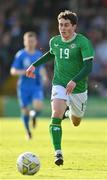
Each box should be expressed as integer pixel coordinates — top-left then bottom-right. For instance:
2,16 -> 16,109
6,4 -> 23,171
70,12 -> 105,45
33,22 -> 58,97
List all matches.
49,117 -> 62,151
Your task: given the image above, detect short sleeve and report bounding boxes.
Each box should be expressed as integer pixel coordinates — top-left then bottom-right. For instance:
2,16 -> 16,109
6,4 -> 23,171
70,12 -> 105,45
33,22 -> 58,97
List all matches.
81,38 -> 94,61
11,51 -> 23,69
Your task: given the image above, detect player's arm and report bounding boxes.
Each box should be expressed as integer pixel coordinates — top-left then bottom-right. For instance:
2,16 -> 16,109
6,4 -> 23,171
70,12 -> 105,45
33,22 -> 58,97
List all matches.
33,51 -> 54,67
40,67 -> 49,85
26,51 -> 54,78
10,51 -> 26,76
66,59 -> 93,94
72,59 -> 93,83
10,68 -> 26,76
66,37 -> 94,94
73,36 -> 94,83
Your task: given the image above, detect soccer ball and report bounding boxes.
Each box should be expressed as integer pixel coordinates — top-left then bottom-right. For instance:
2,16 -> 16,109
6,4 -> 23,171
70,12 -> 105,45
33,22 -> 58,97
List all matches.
16,152 -> 40,175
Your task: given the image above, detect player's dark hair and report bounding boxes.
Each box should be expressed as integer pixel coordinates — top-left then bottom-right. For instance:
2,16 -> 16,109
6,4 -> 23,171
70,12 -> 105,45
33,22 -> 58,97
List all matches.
23,31 -> 37,39
58,10 -> 78,25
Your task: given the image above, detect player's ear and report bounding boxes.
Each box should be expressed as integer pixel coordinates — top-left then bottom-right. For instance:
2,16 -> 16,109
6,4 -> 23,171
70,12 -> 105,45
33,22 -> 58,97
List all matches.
73,24 -> 77,31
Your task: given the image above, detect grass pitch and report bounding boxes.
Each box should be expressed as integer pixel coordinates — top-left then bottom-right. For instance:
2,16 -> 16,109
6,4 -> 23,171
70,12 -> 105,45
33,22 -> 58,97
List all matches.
0,118 -> 107,179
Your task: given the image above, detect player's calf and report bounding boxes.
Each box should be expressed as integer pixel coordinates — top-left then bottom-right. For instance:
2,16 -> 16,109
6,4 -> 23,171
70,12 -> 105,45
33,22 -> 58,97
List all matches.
29,110 -> 37,128
26,130 -> 32,140
71,115 -> 81,126
62,106 -> 69,120
63,108 -> 81,126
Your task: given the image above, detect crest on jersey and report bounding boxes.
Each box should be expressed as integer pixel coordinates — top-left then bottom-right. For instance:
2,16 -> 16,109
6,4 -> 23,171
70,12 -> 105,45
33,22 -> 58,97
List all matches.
54,43 -> 59,47
70,44 -> 76,48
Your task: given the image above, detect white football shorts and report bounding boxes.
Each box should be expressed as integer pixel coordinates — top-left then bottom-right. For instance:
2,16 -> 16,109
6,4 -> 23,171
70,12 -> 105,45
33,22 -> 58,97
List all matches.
51,85 -> 88,118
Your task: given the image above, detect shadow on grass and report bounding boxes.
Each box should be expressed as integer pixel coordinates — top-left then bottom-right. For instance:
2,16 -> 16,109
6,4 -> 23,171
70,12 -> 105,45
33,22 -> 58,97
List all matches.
62,168 -> 107,171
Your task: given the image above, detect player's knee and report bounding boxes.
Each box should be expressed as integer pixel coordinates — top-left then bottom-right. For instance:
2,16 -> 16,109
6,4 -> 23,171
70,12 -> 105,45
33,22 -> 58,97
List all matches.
72,115 -> 81,127
21,108 -> 29,115
52,110 -> 63,119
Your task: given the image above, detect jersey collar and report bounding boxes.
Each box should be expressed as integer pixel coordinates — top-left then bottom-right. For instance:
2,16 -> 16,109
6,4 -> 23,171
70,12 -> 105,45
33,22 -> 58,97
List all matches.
61,33 -> 77,43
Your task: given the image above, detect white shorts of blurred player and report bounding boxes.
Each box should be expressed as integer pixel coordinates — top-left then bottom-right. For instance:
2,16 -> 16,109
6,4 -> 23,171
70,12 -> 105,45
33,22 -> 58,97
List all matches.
51,85 -> 88,118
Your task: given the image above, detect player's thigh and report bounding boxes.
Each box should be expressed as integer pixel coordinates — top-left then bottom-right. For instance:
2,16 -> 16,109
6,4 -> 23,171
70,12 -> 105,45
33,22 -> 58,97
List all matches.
32,86 -> 44,110
21,107 -> 30,115
51,85 -> 68,118
32,86 -> 44,101
51,85 -> 68,101
51,99 -> 67,118
69,91 -> 88,118
17,88 -> 31,114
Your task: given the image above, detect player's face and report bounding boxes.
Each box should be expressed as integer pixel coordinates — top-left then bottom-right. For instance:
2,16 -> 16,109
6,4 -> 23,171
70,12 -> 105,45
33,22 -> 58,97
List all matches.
58,18 -> 76,40
24,36 -> 37,49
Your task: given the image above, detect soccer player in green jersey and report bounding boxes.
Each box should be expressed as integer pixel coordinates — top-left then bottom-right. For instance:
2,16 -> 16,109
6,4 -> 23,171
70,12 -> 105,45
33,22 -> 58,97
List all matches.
26,10 -> 94,166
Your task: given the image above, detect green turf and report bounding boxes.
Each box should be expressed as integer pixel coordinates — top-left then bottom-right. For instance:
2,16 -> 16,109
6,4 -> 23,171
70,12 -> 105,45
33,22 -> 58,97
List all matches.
0,118 -> 107,179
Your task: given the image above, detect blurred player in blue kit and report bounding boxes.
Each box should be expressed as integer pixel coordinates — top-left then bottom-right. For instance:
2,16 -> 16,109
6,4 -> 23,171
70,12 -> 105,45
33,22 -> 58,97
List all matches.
10,32 -> 48,139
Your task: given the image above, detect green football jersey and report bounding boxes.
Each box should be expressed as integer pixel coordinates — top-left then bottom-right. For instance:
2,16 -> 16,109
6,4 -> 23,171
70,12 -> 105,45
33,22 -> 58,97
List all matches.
49,33 -> 94,93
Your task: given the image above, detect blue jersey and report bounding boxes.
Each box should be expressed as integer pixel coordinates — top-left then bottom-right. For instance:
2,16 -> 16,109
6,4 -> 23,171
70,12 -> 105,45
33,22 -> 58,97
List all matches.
11,49 -> 43,89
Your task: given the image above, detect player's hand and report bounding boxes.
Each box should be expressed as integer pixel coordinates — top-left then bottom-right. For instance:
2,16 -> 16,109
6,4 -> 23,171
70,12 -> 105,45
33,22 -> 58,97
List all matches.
26,65 -> 36,78
66,80 -> 76,95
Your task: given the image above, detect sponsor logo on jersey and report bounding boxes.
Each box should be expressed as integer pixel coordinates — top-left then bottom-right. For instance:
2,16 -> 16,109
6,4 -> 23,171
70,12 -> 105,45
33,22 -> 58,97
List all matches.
70,44 -> 76,48
54,43 -> 59,47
